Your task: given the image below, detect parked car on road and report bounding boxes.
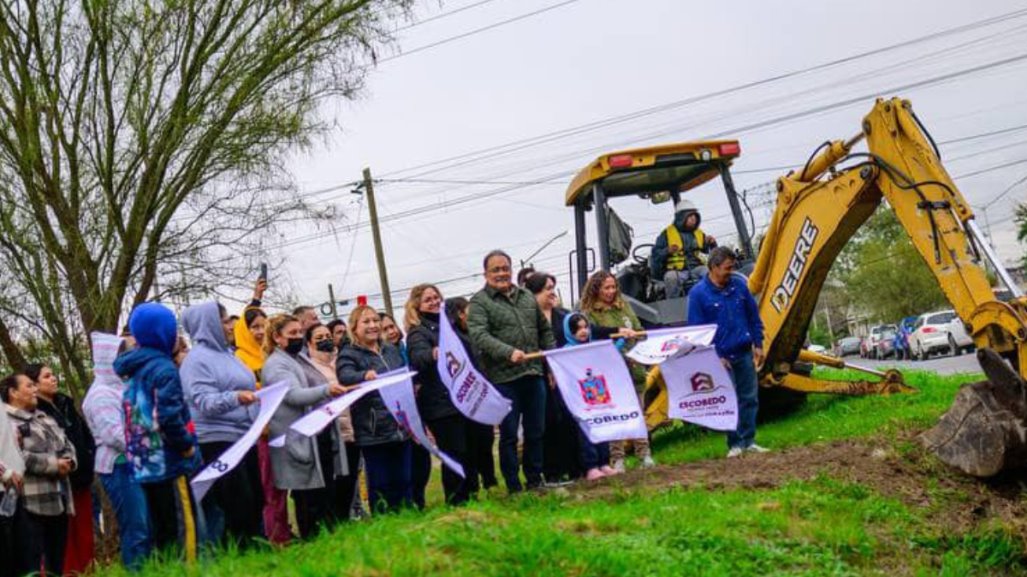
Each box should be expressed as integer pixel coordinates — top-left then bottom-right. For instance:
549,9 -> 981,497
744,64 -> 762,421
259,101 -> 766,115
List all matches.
874,326 -> 898,359
807,343 -> 828,355
909,310 -> 973,360
864,324 -> 897,359
835,336 -> 862,357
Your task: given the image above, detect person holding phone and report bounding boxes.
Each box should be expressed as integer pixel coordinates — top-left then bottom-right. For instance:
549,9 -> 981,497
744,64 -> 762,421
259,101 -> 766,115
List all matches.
2,372 -> 77,576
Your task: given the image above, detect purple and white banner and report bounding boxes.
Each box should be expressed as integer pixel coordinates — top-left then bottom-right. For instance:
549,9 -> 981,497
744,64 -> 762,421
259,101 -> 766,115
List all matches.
379,376 -> 465,478
274,371 -> 413,445
660,346 -> 738,431
625,325 -> 718,366
544,341 -> 648,444
437,315 -> 511,425
192,382 -> 288,501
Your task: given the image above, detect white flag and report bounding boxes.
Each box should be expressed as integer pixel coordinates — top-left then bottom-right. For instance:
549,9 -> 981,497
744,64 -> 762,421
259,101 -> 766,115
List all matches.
379,376 -> 466,478
545,341 -> 648,444
191,382 -> 288,501
626,325 -> 718,365
660,346 -> 738,431
437,315 -> 512,425
274,371 -> 414,446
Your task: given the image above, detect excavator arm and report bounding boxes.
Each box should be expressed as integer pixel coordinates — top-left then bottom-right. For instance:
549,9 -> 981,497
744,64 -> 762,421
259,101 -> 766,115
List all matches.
747,97 -> 1027,475
750,97 -> 1027,387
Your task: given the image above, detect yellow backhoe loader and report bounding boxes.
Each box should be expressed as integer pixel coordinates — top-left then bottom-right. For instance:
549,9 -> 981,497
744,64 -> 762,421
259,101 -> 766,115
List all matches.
564,97 -> 1027,477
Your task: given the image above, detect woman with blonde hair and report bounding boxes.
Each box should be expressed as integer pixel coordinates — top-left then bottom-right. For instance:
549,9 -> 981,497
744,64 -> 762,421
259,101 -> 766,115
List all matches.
579,270 -> 651,472
336,305 -> 411,513
406,284 -> 477,505
263,314 -> 347,538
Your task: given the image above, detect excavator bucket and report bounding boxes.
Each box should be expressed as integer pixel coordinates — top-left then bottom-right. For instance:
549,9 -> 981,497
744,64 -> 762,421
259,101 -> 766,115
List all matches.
920,349 -> 1027,477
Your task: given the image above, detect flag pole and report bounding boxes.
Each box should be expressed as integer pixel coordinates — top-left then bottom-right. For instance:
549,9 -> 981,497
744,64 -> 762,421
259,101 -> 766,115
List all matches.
520,330 -> 650,362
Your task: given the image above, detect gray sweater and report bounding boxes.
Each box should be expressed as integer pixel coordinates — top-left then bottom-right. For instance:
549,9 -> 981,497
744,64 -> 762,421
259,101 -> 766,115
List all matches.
264,349 -> 344,490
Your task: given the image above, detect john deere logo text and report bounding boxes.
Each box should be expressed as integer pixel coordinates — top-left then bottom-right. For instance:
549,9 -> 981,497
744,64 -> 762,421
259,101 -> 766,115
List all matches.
771,218 -> 819,313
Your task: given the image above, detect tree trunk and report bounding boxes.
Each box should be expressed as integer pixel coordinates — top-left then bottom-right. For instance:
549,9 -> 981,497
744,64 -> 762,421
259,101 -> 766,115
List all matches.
0,316 -> 27,370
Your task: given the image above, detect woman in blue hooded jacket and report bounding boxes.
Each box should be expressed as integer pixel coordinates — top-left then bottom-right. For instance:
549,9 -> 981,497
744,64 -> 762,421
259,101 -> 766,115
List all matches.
113,303 -> 203,562
180,301 -> 262,548
562,312 -> 619,481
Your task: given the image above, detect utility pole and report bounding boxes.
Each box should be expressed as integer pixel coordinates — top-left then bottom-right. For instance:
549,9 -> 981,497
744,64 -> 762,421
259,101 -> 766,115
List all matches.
360,167 -> 394,317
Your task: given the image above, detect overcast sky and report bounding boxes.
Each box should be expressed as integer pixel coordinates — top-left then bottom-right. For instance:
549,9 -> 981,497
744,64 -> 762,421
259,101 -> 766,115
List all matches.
263,0 -> 1027,318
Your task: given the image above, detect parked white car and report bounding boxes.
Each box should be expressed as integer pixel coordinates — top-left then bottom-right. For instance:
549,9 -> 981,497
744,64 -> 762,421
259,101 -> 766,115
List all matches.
909,310 -> 973,360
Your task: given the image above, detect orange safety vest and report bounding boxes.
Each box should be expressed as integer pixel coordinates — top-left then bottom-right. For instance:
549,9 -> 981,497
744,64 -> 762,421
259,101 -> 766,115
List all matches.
665,225 -> 707,271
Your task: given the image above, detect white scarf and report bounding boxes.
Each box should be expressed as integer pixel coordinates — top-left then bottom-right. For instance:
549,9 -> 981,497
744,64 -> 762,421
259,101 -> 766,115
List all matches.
0,402 -> 25,480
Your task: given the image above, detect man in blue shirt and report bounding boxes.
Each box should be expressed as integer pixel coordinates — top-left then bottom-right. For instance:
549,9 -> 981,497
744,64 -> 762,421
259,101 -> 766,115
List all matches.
686,246 -> 768,458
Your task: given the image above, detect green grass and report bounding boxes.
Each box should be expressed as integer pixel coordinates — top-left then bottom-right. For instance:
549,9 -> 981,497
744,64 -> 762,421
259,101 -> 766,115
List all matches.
99,369 -> 1027,576
651,369 -> 980,465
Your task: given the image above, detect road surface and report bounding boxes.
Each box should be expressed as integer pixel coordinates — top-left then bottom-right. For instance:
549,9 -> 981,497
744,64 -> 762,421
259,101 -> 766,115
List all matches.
836,352 -> 982,376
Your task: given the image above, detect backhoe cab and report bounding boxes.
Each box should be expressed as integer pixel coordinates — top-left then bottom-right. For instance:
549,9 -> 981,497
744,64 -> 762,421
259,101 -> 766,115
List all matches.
565,141 -> 754,325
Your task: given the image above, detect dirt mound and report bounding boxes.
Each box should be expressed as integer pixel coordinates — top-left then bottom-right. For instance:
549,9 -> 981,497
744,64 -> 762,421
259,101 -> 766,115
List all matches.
582,434 -> 1027,541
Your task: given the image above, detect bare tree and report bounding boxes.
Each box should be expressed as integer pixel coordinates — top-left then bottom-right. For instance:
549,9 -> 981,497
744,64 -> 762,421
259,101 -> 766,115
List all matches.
0,0 -> 411,397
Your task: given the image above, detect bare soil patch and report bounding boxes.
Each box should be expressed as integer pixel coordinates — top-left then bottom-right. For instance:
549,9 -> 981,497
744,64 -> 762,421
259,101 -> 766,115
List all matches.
580,433 -> 1027,542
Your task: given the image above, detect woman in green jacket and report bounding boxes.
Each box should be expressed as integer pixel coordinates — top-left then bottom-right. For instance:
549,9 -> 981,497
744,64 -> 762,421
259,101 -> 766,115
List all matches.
580,271 -> 653,472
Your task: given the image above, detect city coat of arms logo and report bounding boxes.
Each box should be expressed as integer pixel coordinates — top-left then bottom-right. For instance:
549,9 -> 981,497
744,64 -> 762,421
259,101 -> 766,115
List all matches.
578,368 -> 612,406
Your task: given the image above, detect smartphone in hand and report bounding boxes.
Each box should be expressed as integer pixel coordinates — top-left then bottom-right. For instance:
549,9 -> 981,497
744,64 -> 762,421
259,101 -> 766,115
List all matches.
258,263 -> 268,282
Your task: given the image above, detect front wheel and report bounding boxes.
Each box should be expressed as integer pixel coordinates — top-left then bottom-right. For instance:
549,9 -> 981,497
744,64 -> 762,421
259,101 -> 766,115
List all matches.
948,335 -> 959,357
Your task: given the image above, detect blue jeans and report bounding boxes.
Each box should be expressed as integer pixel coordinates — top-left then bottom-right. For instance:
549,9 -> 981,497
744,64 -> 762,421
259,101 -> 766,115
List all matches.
727,351 -> 759,449
496,375 -> 546,491
578,428 -> 610,470
361,441 -> 413,514
100,461 -> 152,570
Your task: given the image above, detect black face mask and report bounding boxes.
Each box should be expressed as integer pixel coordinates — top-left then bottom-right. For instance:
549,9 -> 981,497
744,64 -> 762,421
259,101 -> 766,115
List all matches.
285,338 -> 305,355
315,339 -> 334,353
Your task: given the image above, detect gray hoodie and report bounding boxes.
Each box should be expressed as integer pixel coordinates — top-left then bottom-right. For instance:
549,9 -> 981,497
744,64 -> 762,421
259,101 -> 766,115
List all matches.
180,302 -> 258,444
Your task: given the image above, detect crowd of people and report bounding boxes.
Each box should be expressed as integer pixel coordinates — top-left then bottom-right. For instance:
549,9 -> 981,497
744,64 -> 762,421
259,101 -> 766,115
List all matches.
0,244 -> 766,574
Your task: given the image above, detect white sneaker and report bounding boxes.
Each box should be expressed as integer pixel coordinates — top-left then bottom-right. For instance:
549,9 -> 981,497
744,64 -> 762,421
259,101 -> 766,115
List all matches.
612,459 -> 626,473
641,456 -> 656,469
726,447 -> 745,458
746,444 -> 770,454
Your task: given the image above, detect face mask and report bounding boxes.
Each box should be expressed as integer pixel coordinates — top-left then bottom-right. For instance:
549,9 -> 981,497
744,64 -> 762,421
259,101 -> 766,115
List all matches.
315,339 -> 334,353
285,338 -> 305,355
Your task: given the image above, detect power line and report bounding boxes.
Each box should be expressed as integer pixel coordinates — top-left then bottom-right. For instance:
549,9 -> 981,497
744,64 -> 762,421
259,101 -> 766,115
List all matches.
938,122 -> 1027,145
279,33 -> 1027,251
370,27 -> 1027,208
394,0 -> 506,32
379,0 -> 584,64
336,196 -> 365,293
376,7 -> 1027,179
954,156 -> 1027,179
982,171 -> 1027,208
379,54 -> 1027,223
376,177 -> 565,186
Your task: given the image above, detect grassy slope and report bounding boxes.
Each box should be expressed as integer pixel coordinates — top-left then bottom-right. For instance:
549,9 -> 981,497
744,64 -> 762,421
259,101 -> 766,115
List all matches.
105,370 -> 1027,577
651,369 -> 979,466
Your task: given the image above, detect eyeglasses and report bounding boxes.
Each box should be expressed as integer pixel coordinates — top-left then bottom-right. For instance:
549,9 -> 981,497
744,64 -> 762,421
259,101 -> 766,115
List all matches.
487,266 -> 511,274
